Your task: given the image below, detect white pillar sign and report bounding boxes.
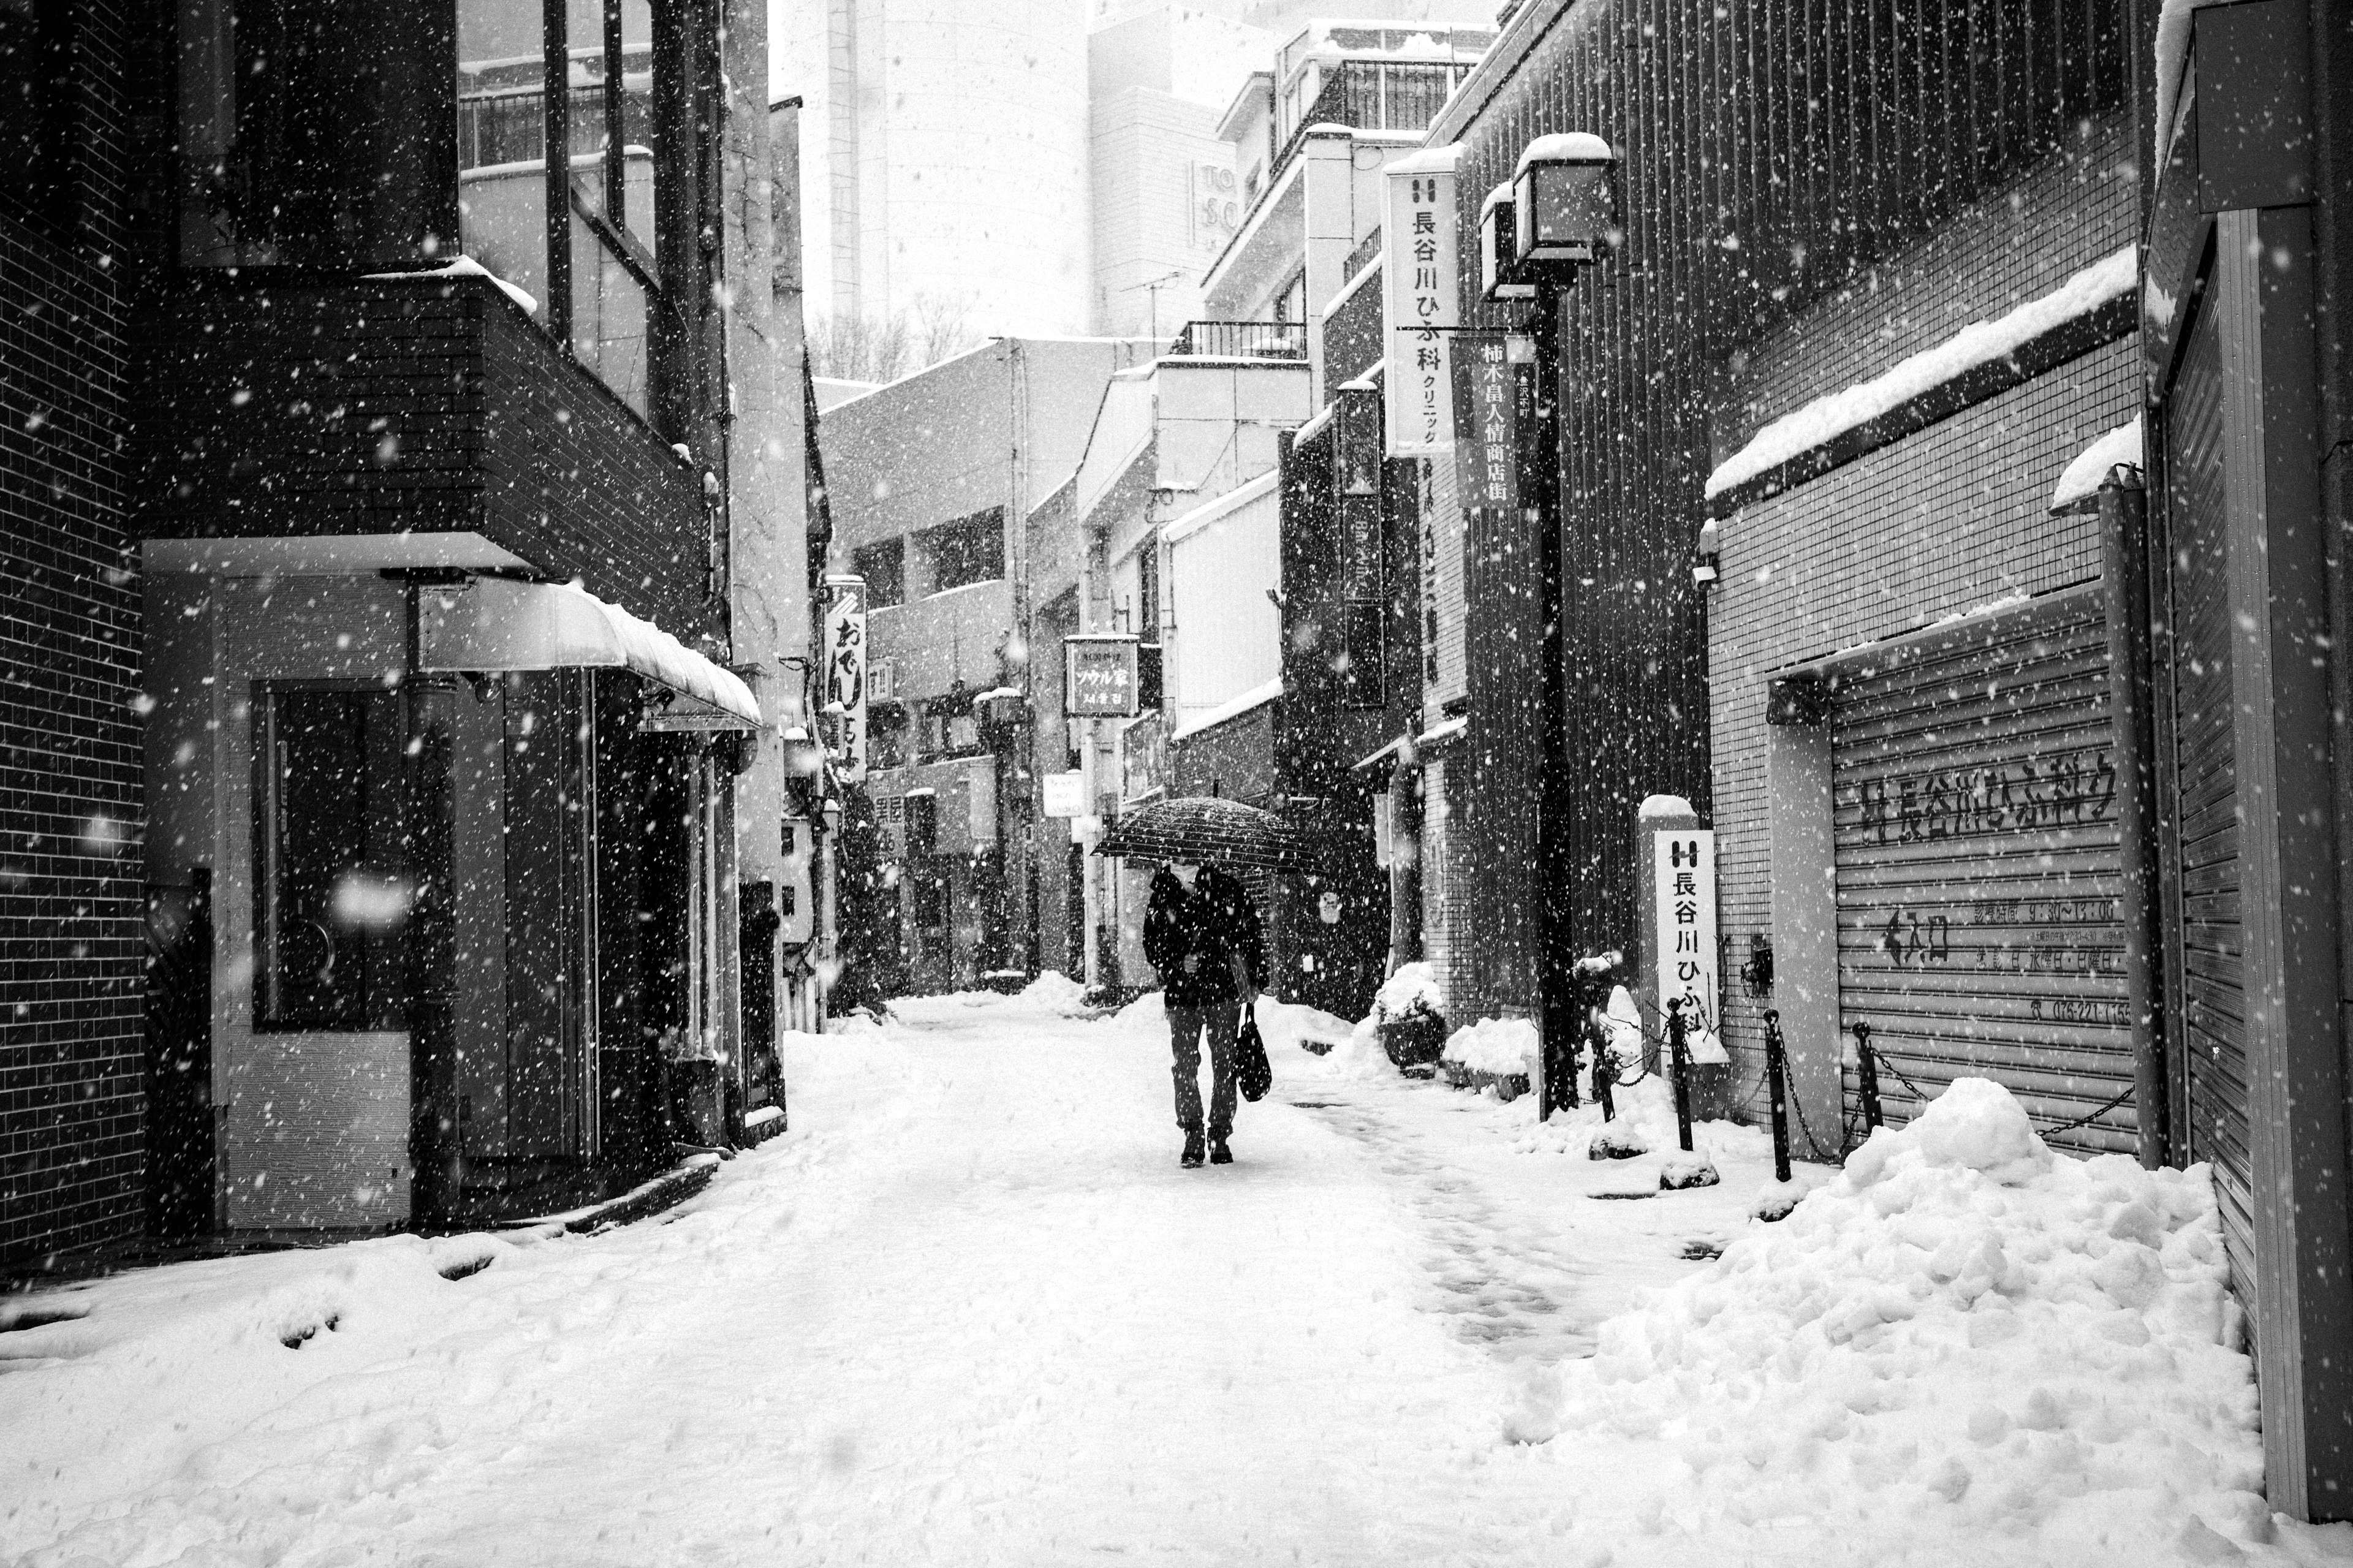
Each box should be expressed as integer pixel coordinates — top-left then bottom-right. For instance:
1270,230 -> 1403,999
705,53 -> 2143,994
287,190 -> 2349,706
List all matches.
1654,830 -> 1727,1063
1383,144 -> 1460,457
821,575 -> 868,783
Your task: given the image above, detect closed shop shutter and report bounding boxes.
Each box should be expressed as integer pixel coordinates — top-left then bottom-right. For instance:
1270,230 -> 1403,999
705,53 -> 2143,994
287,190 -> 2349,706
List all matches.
1832,596 -> 2137,1156
2162,298 -> 2255,1297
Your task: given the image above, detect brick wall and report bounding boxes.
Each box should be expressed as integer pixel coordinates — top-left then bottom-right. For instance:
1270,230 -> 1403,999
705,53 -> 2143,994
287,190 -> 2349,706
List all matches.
1705,127 -> 2142,1114
1,1 -> 145,1268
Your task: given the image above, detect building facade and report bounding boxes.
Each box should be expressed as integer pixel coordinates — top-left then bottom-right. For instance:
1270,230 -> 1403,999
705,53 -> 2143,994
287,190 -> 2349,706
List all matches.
5,0 -> 819,1268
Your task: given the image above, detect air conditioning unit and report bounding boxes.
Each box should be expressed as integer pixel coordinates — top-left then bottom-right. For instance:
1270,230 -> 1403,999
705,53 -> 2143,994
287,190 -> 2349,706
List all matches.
867,659 -> 899,702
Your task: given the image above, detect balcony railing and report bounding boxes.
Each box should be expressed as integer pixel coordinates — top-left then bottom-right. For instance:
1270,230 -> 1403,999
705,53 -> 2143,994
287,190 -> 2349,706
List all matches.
1274,59 -> 1474,173
1168,320 -> 1309,361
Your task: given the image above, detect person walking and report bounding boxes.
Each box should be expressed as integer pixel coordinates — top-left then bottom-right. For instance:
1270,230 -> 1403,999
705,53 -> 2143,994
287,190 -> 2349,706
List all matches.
1142,858 -> 1265,1167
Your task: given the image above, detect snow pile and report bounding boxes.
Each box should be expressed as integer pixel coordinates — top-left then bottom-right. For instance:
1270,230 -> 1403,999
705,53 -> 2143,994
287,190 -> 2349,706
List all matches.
2050,414 -> 2145,512
1706,246 -> 2137,499
1020,969 -> 1092,1014
1511,1078 -> 2274,1555
1373,961 -> 1443,1024
1515,1072 -> 1765,1167
1442,1016 -> 1537,1077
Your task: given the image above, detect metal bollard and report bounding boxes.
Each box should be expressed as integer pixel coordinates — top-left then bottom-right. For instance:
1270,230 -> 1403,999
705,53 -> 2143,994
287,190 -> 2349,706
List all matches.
1666,996 -> 1695,1153
1854,1019 -> 1884,1132
1762,1008 -> 1792,1184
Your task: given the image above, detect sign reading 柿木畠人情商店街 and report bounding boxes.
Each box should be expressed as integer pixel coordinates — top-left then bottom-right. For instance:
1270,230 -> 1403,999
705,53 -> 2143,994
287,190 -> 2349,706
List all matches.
1383,143 -> 1460,458
822,575 -> 867,782
1655,829 -> 1728,1064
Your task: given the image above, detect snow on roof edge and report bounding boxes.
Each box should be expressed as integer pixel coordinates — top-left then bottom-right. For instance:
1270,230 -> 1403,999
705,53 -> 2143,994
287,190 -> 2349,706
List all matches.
1706,246 -> 2136,502
1161,470 -> 1279,547
1170,677 -> 1284,741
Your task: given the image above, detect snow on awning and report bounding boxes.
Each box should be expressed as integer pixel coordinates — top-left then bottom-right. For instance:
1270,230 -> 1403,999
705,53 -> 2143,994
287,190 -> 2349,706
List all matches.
2049,414 -> 2144,514
1705,246 -> 2137,501
419,577 -> 760,729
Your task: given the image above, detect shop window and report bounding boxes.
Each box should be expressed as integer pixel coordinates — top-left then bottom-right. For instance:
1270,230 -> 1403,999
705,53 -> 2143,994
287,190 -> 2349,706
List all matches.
923,509 -> 1005,594
0,0 -> 70,230
854,539 -> 906,608
255,686 -> 409,1031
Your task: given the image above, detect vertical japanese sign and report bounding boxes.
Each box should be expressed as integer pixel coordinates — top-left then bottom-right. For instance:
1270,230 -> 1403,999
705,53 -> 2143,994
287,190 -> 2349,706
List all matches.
820,575 -> 868,783
1450,332 -> 1517,518
1383,145 -> 1460,457
1654,830 -> 1727,1062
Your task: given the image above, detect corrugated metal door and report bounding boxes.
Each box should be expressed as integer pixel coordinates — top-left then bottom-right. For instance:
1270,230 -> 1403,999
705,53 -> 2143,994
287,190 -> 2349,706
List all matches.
2162,298 -> 2254,1294
1832,598 -> 2138,1155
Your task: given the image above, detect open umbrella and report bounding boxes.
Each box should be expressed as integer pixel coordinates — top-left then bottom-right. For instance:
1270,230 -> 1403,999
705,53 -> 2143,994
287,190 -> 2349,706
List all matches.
1094,795 -> 1302,871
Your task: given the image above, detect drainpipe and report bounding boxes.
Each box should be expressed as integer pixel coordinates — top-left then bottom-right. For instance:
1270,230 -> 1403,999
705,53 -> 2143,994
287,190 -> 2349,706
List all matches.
2097,464 -> 2167,1168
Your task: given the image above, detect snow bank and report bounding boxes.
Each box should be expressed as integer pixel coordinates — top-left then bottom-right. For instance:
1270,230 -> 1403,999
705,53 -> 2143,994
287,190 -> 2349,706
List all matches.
1373,961 -> 1442,1023
2051,414 -> 2145,512
1443,1016 -> 1537,1077
1511,1078 -> 2276,1555
1020,969 -> 1091,1014
1707,246 -> 2136,499
1515,1072 -> 1764,1167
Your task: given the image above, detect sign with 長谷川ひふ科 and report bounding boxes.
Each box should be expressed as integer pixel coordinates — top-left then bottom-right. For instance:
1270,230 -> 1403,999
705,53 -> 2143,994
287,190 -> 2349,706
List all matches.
1654,829 -> 1727,1064
1383,146 -> 1460,458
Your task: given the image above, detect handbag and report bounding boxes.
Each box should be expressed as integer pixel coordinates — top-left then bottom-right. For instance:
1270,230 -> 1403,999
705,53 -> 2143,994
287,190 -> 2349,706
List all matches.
1235,1004 -> 1272,1102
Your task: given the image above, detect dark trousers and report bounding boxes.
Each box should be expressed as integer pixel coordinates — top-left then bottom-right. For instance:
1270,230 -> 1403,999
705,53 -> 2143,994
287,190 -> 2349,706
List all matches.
1168,1004 -> 1238,1136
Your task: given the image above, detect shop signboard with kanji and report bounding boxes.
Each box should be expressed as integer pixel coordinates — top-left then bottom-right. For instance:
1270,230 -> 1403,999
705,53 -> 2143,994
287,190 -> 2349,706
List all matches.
1064,635 -> 1141,718
1382,146 -> 1459,457
821,575 -> 868,783
1654,829 -> 1727,1062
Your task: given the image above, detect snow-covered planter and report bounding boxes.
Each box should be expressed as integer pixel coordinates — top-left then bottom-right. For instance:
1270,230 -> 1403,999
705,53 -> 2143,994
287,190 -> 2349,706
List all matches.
1438,1015 -> 1535,1100
1370,961 -> 1448,1074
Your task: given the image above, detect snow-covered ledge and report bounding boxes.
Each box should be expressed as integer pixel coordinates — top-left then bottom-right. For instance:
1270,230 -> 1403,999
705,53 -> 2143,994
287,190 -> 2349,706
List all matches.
1707,246 -> 2137,513
2049,414 -> 2145,514
1170,677 -> 1283,742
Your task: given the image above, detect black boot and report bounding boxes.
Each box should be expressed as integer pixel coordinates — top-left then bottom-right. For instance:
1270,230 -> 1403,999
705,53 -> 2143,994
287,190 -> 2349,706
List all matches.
1181,1127 -> 1206,1168
1208,1134 -> 1232,1165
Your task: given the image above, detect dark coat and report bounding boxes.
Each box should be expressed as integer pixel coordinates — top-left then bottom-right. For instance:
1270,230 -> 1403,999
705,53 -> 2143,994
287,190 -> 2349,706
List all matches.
1143,865 -> 1267,1009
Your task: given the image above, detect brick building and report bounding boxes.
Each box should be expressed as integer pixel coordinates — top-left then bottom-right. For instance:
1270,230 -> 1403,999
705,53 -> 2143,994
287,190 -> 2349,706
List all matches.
5,0 -> 817,1270
1,0 -> 146,1266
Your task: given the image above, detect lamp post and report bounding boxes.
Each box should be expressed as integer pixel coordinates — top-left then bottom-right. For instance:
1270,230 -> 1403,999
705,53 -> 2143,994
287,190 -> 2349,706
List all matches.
1501,132 -> 1619,1124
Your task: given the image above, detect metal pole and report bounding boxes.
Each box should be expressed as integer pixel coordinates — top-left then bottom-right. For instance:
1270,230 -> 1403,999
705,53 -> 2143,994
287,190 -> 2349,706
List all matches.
1529,278 -> 1574,1123
1763,1007 -> 1792,1183
2097,468 -> 2166,1168
1667,994 -> 1694,1153
1855,1019 -> 1882,1131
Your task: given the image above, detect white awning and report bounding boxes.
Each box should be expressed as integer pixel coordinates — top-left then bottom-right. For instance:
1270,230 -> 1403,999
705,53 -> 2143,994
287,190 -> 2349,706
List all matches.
419,577 -> 760,728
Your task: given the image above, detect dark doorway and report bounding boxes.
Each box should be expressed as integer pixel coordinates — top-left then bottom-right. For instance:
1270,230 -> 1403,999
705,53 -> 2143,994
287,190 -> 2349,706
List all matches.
144,868 -> 214,1238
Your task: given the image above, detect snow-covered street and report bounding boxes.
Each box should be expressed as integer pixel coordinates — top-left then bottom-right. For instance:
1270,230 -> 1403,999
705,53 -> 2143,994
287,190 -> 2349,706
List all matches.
4,987 -> 2347,1567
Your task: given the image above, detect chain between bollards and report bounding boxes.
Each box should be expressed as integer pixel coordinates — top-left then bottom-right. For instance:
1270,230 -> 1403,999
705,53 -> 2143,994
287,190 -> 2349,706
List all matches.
1665,996 -> 1694,1153
1762,1007 -> 1792,1184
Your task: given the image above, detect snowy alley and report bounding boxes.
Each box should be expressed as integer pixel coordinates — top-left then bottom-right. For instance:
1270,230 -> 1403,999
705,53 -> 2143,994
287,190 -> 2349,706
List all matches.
4,983 -> 2346,1568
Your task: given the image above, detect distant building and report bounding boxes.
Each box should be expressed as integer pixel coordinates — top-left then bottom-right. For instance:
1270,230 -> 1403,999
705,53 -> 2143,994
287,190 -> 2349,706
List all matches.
819,339 -> 1156,994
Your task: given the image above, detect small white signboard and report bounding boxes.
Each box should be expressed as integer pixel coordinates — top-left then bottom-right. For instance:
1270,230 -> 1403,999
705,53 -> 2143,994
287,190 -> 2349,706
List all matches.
1382,145 -> 1460,458
1654,829 -> 1727,1064
1040,770 -> 1086,819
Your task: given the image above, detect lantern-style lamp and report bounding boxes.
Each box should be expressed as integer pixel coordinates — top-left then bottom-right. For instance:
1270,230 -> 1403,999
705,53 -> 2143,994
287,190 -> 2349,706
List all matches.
1479,183 -> 1535,302
1512,132 -> 1618,273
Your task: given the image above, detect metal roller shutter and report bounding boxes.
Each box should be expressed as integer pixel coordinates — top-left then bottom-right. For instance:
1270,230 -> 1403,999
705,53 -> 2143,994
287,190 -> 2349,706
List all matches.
1831,596 -> 2138,1156
2162,299 -> 2255,1298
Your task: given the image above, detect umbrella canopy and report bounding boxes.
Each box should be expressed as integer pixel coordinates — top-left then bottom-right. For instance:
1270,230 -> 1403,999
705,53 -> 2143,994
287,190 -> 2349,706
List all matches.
1094,795 -> 1302,871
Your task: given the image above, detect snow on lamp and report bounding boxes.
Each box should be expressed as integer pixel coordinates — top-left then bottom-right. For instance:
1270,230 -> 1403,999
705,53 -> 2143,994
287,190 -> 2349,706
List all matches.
1479,183 -> 1535,303
1512,133 -> 1618,273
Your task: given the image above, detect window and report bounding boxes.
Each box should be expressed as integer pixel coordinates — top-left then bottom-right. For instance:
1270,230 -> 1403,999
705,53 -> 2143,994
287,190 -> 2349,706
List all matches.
1273,270 -> 1307,326
869,707 -> 907,770
0,0 -> 69,229
854,539 -> 906,608
903,792 -> 938,859
923,509 -> 1005,594
1338,602 -> 1384,709
256,687 -> 410,1031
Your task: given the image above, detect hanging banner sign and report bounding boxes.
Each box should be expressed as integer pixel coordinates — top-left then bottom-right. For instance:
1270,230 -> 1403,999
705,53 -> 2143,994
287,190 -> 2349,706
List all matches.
820,575 -> 868,783
1064,634 -> 1142,718
1382,145 -> 1460,458
1450,331 -> 1517,518
1654,830 -> 1729,1064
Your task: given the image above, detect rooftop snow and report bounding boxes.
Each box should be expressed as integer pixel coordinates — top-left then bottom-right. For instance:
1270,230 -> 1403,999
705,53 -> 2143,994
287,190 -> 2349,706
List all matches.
1706,246 -> 2137,501
1170,676 -> 1283,741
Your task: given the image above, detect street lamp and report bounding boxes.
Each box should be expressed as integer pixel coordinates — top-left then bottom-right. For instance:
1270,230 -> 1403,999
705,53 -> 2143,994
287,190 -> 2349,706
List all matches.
1509,132 -> 1618,1124
1479,183 -> 1536,303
